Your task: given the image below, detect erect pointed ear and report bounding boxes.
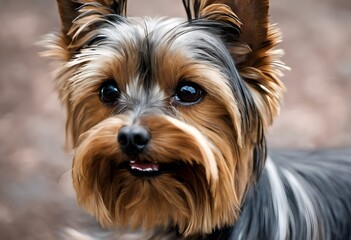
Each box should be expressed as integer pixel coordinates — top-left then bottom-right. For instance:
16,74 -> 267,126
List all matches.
57,0 -> 81,44
183,0 -> 286,125
183,0 -> 270,59
204,0 -> 269,55
56,0 -> 127,47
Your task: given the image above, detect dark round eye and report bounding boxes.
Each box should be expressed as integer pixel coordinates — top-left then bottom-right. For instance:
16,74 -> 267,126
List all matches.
175,81 -> 204,105
99,80 -> 119,105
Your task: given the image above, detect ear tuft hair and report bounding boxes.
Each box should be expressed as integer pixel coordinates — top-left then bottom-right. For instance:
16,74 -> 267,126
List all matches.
56,0 -> 127,53
183,0 -> 287,125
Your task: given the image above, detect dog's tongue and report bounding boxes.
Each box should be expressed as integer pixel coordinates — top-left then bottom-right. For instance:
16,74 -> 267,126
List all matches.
129,160 -> 160,172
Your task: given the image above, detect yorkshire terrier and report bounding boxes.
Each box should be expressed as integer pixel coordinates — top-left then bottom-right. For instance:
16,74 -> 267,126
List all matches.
43,0 -> 351,239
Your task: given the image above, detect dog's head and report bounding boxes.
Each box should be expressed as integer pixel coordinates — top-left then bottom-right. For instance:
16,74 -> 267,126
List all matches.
43,0 -> 285,236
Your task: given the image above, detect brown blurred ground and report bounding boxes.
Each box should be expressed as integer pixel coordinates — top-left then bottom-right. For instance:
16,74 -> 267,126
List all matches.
0,0 -> 350,239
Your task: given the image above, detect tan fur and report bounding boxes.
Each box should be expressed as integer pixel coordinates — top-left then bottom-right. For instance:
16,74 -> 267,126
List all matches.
43,0 -> 287,237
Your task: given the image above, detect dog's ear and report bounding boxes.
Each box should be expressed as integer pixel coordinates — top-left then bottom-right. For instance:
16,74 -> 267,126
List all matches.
57,0 -> 82,45
56,0 -> 127,51
183,0 -> 270,60
203,0 -> 270,58
184,0 -> 286,125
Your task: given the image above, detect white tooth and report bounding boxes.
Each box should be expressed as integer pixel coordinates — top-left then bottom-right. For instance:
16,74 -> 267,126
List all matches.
130,166 -> 158,172
130,166 -> 141,171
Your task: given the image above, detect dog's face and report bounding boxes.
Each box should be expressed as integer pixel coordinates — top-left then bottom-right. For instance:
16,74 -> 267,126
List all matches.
44,0 -> 285,236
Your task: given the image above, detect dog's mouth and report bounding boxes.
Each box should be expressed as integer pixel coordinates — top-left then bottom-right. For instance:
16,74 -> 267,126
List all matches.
118,160 -> 177,178
128,160 -> 162,177
129,160 -> 160,172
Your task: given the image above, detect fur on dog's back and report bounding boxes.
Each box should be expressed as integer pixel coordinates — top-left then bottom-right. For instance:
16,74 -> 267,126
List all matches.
233,149 -> 351,240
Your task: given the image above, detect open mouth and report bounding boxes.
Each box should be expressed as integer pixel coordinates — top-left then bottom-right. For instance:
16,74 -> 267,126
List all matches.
128,160 -> 161,177
116,159 -> 184,178
118,160 -> 173,177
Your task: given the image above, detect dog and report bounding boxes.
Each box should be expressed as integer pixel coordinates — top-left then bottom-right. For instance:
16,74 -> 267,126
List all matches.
42,0 -> 351,239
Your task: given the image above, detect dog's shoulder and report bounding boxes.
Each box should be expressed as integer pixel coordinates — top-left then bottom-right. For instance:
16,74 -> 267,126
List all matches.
231,149 -> 351,240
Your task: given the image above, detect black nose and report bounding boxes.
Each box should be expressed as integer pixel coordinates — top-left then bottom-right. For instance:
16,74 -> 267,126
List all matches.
117,126 -> 150,156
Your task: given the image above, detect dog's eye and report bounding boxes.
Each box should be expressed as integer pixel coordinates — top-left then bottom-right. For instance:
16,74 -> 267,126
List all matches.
99,80 -> 119,105
175,81 -> 204,105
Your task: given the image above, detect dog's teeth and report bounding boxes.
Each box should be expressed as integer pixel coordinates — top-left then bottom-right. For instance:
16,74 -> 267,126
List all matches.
130,166 -> 156,172
129,161 -> 160,172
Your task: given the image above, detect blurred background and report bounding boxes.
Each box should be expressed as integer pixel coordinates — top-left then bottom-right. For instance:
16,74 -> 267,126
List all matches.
0,0 -> 350,239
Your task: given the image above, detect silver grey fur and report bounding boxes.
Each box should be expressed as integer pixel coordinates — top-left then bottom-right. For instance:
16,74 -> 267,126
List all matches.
232,150 -> 351,240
